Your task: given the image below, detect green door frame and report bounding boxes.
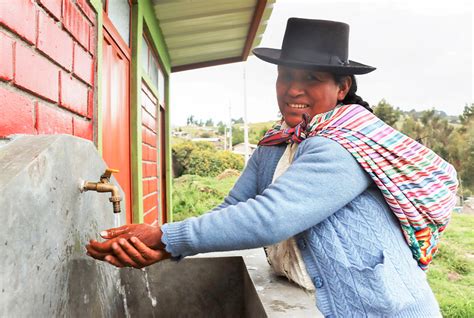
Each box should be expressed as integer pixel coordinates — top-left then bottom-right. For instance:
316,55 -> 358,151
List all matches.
90,0 -> 173,224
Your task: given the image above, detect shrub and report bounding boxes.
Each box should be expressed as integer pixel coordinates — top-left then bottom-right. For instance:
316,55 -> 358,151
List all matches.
172,141 -> 244,177
172,174 -> 239,221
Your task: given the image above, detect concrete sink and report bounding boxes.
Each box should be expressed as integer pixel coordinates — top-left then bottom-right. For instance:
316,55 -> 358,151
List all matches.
120,257 -> 266,317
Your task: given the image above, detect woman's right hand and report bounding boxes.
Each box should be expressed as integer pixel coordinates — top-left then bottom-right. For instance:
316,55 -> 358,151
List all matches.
102,236 -> 171,268
86,224 -> 171,268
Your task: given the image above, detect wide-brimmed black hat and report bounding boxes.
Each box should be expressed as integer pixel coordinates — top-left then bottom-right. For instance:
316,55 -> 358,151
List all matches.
253,18 -> 375,75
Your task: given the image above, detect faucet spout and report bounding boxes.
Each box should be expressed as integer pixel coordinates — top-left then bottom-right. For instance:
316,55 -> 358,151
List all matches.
82,168 -> 122,214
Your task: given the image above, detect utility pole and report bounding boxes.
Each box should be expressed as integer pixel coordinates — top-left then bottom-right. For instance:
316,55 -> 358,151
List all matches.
243,63 -> 250,165
228,101 -> 232,151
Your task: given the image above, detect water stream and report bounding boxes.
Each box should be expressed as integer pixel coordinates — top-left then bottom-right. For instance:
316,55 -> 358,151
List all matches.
114,213 -> 121,228
142,269 -> 157,307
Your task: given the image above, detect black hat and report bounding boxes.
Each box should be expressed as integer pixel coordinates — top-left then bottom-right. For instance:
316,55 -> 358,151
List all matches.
253,18 -> 375,75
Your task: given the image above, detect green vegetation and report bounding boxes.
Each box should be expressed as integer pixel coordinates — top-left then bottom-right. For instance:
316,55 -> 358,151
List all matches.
172,174 -> 238,221
172,140 -> 244,177
428,213 -> 474,317
374,101 -> 474,196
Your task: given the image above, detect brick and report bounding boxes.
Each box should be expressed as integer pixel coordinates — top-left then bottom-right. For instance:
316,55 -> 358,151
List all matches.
142,144 -> 158,162
0,31 -> 14,81
72,117 -> 92,140
15,44 -> 59,102
143,110 -> 157,132
141,126 -> 148,145
87,89 -> 93,119
36,103 -> 73,134
142,162 -> 157,178
143,207 -> 158,225
142,180 -> 149,196
149,146 -> 157,161
59,71 -> 88,116
73,43 -> 93,85
76,0 -> 96,25
38,0 -> 62,21
142,144 -> 149,161
143,178 -> 158,196
62,0 -> 90,50
0,87 -> 36,136
37,11 -> 73,71
146,128 -> 157,147
89,24 -> 96,56
143,195 -> 157,215
0,0 -> 36,44
141,91 -> 156,116
147,178 -> 158,194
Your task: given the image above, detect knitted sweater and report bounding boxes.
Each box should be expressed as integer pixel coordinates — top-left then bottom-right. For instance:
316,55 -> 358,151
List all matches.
162,136 -> 441,317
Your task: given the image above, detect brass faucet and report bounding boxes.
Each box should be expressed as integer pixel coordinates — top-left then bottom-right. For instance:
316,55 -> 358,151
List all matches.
82,168 -> 122,213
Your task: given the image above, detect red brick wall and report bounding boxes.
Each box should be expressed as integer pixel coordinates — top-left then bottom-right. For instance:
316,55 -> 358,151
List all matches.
0,0 -> 96,140
141,83 -> 161,225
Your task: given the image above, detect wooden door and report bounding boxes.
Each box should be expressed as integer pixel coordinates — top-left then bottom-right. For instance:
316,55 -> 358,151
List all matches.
101,24 -> 132,224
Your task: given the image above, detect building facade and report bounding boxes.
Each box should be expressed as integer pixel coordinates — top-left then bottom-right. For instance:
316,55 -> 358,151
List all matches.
0,0 -> 274,225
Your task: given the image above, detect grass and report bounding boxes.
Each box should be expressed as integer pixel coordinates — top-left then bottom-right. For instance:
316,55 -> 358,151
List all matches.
172,174 -> 239,221
427,213 -> 474,317
171,174 -> 474,317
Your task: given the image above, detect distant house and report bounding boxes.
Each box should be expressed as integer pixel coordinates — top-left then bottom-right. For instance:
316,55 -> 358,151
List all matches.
233,143 -> 258,156
171,130 -> 190,138
191,137 -> 221,144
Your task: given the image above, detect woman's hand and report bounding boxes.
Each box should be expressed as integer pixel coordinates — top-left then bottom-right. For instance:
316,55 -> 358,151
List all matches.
102,236 -> 171,268
86,223 -> 171,268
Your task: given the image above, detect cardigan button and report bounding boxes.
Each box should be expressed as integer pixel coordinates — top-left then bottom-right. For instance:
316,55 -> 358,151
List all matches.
314,276 -> 324,288
297,238 -> 306,249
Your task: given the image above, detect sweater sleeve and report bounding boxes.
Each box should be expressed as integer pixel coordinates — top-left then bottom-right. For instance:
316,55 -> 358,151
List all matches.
161,137 -> 372,258
209,147 -> 260,212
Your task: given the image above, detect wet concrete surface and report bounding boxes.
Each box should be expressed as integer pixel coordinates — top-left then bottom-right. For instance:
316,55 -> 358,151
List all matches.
1,135 -> 322,317
196,249 -> 324,317
121,257 -> 266,318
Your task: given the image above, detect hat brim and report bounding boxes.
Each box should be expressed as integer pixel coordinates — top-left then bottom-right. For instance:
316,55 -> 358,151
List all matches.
253,48 -> 376,75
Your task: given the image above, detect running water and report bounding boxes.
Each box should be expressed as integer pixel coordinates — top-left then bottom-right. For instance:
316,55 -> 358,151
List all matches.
142,269 -> 157,307
116,279 -> 131,318
114,213 -> 121,228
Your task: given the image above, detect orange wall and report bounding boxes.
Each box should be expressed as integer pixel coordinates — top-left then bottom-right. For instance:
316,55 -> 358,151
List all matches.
0,0 -> 96,140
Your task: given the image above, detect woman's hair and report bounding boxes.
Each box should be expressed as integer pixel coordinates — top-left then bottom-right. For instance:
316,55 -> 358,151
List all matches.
333,74 -> 373,113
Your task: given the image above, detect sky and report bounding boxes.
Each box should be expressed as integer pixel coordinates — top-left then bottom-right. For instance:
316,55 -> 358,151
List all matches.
169,0 -> 473,126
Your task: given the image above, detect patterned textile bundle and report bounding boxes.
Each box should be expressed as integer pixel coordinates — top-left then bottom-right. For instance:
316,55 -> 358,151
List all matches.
258,104 -> 458,270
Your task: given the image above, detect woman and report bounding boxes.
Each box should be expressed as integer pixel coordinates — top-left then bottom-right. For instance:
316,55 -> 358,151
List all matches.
87,19 -> 458,317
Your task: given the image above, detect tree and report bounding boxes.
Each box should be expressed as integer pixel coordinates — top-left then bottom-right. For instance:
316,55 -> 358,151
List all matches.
217,121 -> 226,135
232,117 -> 244,124
459,103 -> 474,126
373,99 -> 401,126
205,118 -> 214,127
232,126 -> 244,145
186,115 -> 195,126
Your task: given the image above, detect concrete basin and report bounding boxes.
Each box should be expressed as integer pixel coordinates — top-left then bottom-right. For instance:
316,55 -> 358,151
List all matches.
120,257 -> 266,317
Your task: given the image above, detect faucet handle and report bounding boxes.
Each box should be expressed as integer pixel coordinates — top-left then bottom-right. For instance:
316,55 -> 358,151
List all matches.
102,168 -> 120,180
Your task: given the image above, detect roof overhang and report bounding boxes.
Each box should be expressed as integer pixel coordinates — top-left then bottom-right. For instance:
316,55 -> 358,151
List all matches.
152,0 -> 275,72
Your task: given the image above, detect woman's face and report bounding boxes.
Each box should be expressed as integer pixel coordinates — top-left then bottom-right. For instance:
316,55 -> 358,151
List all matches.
276,66 -> 351,127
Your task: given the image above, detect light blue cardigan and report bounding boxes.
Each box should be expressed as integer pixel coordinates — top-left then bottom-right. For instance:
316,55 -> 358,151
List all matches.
162,137 -> 441,317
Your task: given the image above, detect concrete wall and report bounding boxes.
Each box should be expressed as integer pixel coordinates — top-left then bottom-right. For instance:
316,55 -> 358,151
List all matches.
0,135 -> 125,317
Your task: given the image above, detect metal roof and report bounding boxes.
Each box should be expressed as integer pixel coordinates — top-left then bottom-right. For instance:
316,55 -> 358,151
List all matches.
152,0 -> 275,72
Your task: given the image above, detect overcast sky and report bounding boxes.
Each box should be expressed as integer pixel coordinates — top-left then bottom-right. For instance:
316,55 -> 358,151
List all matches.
169,0 -> 473,126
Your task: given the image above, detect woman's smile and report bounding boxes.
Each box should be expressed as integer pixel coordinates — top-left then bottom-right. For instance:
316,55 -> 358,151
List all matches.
276,66 -> 351,127
287,103 -> 310,109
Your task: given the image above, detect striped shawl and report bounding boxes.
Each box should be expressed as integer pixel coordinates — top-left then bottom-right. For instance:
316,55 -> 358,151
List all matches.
258,104 -> 458,270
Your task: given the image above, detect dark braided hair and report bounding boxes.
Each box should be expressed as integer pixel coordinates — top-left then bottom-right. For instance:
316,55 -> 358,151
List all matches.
333,74 -> 373,113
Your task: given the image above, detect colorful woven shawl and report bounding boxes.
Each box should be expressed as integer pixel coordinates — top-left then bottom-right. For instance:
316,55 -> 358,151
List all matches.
258,104 -> 458,270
